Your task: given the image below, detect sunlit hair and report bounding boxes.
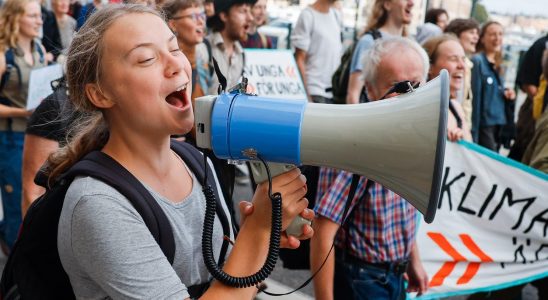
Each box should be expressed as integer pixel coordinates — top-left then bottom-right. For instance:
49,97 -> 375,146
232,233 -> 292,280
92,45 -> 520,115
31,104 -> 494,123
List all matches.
46,4 -> 164,184
364,0 -> 408,37
0,0 -> 39,52
477,20 -> 503,72
162,0 -> 203,20
361,37 -> 429,86
422,34 -> 460,67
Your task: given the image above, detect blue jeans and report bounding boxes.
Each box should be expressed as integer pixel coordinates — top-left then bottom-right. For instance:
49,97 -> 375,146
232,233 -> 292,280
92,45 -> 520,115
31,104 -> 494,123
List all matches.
0,131 -> 24,249
338,255 -> 407,300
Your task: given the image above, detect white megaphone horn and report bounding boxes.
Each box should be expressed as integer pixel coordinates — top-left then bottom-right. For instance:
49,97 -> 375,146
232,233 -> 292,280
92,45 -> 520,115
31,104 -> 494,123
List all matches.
195,70 -> 449,224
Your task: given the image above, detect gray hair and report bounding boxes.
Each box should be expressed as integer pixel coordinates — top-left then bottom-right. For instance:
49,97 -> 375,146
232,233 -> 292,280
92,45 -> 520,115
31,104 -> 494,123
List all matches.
361,37 -> 430,86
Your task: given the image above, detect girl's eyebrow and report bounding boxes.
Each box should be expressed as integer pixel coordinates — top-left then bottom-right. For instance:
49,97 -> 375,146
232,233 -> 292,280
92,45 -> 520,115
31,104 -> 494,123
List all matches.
125,35 -> 177,58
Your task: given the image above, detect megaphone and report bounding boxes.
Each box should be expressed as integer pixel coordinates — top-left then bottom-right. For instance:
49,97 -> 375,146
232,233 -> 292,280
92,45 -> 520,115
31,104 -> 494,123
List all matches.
195,70 -> 449,224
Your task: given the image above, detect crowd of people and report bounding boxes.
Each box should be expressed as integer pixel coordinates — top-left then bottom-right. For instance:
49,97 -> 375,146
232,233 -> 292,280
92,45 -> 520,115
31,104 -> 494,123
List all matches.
0,0 -> 546,299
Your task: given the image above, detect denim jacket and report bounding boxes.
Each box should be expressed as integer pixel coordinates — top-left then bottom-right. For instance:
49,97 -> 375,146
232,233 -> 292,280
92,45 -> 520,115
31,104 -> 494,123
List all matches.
470,53 -> 507,141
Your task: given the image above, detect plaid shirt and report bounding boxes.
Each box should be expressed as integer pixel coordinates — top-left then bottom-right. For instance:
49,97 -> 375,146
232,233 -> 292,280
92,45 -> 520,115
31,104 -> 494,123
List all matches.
314,167 -> 417,263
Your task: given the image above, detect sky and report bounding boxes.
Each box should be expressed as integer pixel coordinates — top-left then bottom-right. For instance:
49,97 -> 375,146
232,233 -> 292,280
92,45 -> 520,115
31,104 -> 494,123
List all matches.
481,0 -> 548,17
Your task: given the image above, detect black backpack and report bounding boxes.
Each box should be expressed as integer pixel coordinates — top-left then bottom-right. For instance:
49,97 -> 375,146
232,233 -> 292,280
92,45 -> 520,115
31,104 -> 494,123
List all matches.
331,29 -> 381,104
0,141 -> 232,300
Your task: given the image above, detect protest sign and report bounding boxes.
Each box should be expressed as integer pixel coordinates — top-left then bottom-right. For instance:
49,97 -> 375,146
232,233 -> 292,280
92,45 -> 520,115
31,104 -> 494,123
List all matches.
413,141 -> 548,299
243,49 -> 307,100
26,64 -> 63,110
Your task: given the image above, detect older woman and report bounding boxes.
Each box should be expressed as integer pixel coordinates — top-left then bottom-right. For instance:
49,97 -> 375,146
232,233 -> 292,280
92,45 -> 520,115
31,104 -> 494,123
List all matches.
0,0 -> 47,250
423,34 -> 472,142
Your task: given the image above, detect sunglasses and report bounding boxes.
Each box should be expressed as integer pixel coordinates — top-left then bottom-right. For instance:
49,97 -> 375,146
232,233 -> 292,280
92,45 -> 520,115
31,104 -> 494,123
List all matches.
380,81 -> 420,100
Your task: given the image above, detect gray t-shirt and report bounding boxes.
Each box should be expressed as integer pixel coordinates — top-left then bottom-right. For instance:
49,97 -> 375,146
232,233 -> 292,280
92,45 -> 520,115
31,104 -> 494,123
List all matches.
58,163 -> 233,299
291,7 -> 343,98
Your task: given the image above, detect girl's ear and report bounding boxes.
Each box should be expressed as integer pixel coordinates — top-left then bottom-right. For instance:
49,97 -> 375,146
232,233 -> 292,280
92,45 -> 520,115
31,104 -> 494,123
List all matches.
85,83 -> 116,109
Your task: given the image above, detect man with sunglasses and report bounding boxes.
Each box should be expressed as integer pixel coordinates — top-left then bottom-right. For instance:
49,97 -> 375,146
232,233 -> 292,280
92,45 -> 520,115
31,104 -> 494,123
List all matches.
310,37 -> 430,300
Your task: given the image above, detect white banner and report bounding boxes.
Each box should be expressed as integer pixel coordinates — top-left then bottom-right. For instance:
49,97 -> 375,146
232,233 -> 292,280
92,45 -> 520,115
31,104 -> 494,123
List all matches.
243,49 -> 307,100
413,141 -> 548,299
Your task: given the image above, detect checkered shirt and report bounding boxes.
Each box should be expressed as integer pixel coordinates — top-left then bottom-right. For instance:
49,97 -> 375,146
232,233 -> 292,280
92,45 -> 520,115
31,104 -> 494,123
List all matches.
314,167 -> 418,262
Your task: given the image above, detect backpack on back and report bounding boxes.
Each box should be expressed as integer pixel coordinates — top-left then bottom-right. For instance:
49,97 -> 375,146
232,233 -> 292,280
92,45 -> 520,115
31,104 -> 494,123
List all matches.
0,141 -> 230,300
331,29 -> 381,104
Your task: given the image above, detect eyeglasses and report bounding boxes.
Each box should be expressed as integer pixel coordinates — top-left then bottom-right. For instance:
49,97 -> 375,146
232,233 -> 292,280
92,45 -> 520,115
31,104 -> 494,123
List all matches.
24,13 -> 42,20
171,12 -> 206,22
380,80 -> 420,100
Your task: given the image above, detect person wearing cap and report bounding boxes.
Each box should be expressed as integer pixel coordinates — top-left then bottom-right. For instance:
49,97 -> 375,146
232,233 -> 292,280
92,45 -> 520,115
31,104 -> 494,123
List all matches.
205,0 -> 254,92
291,0 -> 342,104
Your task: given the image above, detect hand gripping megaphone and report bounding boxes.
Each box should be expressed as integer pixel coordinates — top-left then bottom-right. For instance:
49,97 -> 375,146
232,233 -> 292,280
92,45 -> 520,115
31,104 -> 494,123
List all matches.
194,70 -> 449,288
196,70 -> 449,223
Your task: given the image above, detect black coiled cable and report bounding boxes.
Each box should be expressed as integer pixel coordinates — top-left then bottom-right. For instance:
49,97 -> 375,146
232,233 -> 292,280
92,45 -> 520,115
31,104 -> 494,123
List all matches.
201,154 -> 283,288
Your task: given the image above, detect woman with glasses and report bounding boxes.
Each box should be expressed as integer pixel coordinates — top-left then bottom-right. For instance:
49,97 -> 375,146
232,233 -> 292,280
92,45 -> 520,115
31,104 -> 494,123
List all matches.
163,0 -> 213,102
0,0 -> 48,252
423,34 -> 472,142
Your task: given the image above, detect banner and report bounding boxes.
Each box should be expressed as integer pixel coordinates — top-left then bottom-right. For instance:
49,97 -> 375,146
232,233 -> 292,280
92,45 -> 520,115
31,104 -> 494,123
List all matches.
413,141 -> 548,299
243,49 -> 307,101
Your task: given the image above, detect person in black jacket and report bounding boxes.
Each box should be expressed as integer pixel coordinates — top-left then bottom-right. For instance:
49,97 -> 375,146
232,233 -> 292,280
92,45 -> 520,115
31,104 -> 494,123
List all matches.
41,3 -> 63,61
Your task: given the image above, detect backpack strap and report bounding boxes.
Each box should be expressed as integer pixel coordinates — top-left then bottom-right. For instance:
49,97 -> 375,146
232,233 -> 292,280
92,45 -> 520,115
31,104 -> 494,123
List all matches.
191,67 -> 198,95
241,51 -> 246,77
1,48 -> 20,132
367,28 -> 382,40
170,141 -> 233,267
1,48 -> 23,93
65,152 -> 176,264
203,39 -> 214,77
1,50 -> 12,92
448,101 -> 463,129
34,40 -> 45,65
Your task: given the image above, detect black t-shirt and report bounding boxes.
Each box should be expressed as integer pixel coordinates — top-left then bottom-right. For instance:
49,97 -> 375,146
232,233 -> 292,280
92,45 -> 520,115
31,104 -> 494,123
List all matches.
26,83 -> 75,144
516,34 -> 548,88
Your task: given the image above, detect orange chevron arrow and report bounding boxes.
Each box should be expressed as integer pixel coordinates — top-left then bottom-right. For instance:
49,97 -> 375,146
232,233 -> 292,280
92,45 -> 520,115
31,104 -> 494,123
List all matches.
427,232 -> 493,287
